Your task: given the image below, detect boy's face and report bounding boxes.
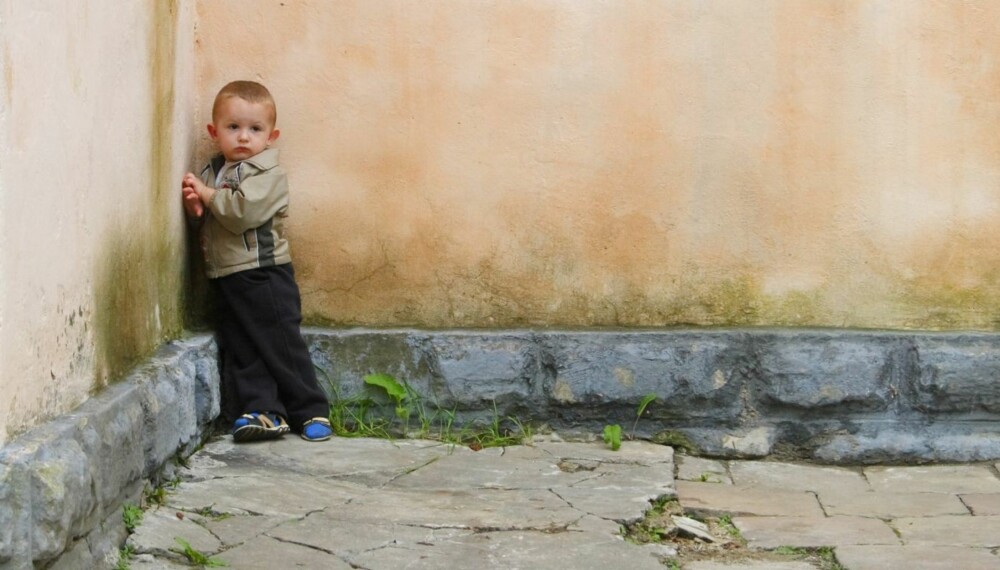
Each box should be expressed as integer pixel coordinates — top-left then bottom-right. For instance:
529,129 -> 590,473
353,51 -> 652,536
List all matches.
207,96 -> 280,162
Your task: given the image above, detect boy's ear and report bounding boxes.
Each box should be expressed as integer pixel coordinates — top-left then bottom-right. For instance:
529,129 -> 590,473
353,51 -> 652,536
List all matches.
267,128 -> 280,146
206,123 -> 218,140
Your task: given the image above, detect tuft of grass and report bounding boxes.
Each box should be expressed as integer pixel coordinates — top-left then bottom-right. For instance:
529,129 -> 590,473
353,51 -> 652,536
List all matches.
321,369 -> 533,448
195,505 -> 232,522
122,503 -> 143,534
144,484 -> 168,507
173,537 -> 227,567
717,514 -> 742,539
115,545 -> 134,570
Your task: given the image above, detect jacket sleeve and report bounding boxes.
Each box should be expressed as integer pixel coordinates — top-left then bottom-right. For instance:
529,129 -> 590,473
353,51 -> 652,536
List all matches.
208,169 -> 289,235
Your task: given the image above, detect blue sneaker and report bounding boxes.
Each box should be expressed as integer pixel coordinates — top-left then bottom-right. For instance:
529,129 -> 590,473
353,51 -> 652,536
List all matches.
232,412 -> 289,443
301,417 -> 333,442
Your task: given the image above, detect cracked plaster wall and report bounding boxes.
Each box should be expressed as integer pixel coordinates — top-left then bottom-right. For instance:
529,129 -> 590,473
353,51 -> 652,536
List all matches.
0,1 -> 197,446
195,1 -> 1000,330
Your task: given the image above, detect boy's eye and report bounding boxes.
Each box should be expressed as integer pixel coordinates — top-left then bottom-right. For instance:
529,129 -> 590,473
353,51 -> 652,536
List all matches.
227,124 -> 238,130
251,126 -> 262,132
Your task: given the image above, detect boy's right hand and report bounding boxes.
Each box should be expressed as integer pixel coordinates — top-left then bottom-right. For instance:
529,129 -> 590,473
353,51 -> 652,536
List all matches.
181,174 -> 204,218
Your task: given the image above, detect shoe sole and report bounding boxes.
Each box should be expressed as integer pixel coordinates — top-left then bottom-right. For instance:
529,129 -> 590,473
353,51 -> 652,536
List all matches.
233,424 -> 289,443
300,432 -> 332,442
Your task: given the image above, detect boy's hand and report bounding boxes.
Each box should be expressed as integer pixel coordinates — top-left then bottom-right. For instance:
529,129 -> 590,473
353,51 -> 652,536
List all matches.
182,172 -> 216,217
182,185 -> 203,218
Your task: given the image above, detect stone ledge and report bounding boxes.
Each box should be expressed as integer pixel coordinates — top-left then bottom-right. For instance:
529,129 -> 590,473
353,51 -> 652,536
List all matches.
0,335 -> 218,570
306,328 -> 1000,464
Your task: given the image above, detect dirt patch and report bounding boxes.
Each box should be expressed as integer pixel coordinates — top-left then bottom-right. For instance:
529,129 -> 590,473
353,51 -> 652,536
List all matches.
623,497 -> 844,569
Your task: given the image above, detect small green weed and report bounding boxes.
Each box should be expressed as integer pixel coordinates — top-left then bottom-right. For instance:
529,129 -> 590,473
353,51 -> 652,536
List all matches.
604,393 -> 657,451
144,484 -> 168,507
774,545 -> 845,570
631,393 -> 656,439
717,514 -> 742,539
364,373 -> 411,428
122,503 -> 143,533
115,545 -> 134,570
603,424 -> 622,451
173,537 -> 227,567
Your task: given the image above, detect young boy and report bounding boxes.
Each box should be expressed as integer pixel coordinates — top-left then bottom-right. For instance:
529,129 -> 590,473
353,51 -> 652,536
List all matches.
182,80 -> 332,443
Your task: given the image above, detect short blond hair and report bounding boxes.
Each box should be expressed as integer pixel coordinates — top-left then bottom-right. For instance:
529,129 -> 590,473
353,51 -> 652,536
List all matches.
212,80 -> 277,124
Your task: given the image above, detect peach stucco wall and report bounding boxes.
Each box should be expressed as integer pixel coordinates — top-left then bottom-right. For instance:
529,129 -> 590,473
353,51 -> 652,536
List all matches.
195,1 -> 1000,330
0,1 -> 196,445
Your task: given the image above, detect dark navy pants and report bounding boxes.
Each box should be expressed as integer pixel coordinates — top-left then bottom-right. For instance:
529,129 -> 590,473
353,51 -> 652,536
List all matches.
213,263 -> 329,431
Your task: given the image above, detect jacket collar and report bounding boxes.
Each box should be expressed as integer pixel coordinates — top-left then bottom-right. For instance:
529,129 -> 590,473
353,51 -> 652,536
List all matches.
241,147 -> 280,171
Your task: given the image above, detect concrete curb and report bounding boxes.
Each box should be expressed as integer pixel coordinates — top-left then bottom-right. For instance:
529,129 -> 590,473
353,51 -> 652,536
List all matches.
0,335 -> 218,570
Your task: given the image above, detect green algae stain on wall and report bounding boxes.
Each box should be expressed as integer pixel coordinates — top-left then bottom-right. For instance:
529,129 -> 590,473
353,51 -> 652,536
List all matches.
92,229 -> 162,389
91,0 -> 184,390
92,228 -> 183,391
150,0 -> 184,329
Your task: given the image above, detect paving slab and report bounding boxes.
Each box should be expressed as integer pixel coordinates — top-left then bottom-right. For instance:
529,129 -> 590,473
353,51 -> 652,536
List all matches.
127,437 -> 673,570
729,461 -> 870,494
893,515 -> 1000,547
733,516 -> 900,549
818,490 -> 969,518
216,535 -> 353,569
182,437 -> 463,486
677,455 -> 732,484
960,493 -> 1000,515
865,464 -> 1000,494
835,545 -> 1000,570
677,481 -> 825,517
126,509 -> 221,561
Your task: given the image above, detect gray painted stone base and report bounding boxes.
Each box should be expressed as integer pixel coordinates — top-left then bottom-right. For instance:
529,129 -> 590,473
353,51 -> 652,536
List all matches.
306,328 -> 1000,464
0,336 -> 218,570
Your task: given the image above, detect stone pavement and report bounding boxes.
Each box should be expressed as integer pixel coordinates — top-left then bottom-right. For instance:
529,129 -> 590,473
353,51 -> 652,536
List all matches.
677,456 -> 1000,569
126,435 -> 1000,569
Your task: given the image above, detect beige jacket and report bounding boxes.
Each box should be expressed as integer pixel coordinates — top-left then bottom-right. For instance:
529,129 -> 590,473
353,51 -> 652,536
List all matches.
196,148 -> 293,278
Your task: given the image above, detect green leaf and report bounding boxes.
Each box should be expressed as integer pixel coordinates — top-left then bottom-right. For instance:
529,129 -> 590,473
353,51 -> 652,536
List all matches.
636,393 -> 656,418
603,424 -> 622,451
363,373 -> 408,403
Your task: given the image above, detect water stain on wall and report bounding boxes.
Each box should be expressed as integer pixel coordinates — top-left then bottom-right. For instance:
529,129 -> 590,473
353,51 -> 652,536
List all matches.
91,0 -> 184,388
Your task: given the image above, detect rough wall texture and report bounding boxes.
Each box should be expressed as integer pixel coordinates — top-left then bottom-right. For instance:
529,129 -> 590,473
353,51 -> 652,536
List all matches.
0,336 -> 218,569
0,1 -> 196,446
194,1 -> 1000,330
306,328 -> 1000,464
